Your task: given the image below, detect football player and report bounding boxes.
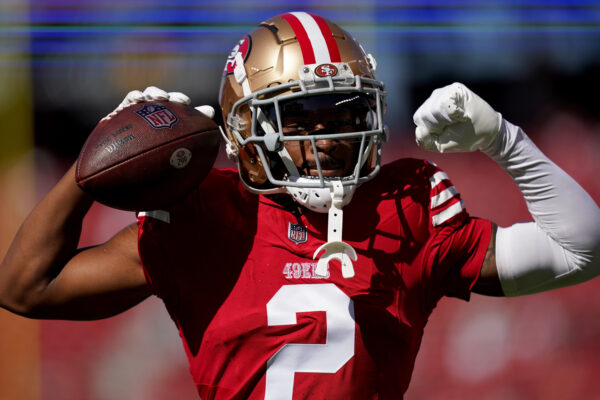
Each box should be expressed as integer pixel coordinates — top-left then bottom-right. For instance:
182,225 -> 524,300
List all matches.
1,11 -> 599,399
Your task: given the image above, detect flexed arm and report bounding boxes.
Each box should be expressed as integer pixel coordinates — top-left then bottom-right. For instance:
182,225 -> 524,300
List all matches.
0,86 -> 217,319
413,83 -> 600,296
0,163 -> 149,319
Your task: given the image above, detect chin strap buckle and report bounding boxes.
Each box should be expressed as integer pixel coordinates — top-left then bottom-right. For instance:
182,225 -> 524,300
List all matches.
218,126 -> 239,160
313,180 -> 357,278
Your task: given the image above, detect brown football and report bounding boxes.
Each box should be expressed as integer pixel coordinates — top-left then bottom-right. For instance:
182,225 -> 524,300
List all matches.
76,101 -> 221,211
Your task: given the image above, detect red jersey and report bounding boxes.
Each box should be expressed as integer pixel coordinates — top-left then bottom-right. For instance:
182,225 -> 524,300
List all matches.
137,158 -> 491,399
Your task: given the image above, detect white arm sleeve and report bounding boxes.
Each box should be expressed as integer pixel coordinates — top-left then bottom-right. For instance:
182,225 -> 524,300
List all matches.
484,120 -> 600,296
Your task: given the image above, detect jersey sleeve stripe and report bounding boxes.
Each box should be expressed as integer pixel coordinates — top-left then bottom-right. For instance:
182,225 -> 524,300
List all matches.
138,210 -> 170,223
432,199 -> 465,226
429,171 -> 449,188
430,186 -> 459,209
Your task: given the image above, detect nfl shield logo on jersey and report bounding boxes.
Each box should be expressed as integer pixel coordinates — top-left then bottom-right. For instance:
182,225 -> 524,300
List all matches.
288,222 -> 308,244
135,103 -> 179,129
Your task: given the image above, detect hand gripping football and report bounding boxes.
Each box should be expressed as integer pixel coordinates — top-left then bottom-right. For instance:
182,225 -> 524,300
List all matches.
76,101 -> 220,211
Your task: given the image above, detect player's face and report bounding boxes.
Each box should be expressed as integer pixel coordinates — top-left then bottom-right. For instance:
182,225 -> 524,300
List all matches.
274,94 -> 372,177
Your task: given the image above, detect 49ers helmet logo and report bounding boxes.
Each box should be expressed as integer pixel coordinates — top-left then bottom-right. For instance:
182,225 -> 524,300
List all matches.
224,36 -> 252,76
315,63 -> 338,77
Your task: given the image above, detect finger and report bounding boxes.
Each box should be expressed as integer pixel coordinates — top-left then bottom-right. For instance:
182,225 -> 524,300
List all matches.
414,84 -> 470,132
413,101 -> 441,133
414,125 -> 438,152
414,96 -> 455,134
120,90 -> 145,108
168,91 -> 191,105
195,105 -> 215,119
441,83 -> 467,122
143,86 -> 169,101
435,130 -> 461,153
435,121 -> 478,153
414,106 -> 447,134
100,113 -> 115,122
101,90 -> 144,122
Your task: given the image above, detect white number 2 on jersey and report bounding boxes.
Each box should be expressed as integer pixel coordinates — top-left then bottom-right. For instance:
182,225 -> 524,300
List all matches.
265,283 -> 355,400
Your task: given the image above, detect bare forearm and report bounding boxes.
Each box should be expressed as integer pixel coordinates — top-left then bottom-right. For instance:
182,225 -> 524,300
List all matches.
0,163 -> 94,314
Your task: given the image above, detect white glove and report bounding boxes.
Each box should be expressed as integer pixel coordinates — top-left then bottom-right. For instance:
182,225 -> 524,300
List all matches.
101,86 -> 215,122
413,82 -> 502,153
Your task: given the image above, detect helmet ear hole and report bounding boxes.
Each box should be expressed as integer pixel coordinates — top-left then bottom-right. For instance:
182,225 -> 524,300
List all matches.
366,110 -> 377,130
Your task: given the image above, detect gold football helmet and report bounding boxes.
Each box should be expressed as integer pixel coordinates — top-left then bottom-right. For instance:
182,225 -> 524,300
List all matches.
219,11 -> 387,211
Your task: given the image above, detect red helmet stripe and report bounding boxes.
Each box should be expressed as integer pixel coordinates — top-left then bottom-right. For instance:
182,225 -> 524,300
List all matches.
282,12 -> 342,64
309,13 -> 341,62
281,13 -> 316,64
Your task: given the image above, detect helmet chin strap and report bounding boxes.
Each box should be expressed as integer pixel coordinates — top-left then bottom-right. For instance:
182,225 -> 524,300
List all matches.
313,180 -> 358,279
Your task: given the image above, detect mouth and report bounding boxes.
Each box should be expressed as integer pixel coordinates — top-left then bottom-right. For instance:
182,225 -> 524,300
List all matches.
303,156 -> 345,176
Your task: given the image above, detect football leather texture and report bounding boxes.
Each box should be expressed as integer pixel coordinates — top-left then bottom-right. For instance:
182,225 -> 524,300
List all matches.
76,101 -> 221,211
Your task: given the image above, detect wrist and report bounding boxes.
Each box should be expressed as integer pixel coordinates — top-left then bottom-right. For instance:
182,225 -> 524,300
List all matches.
480,117 -> 512,160
55,163 -> 95,219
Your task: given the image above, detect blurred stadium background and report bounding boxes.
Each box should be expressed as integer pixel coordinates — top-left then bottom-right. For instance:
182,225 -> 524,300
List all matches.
1,1 -> 599,399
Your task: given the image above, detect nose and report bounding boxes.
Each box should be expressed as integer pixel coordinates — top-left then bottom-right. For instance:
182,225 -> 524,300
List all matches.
315,138 -> 336,152
311,123 -> 336,152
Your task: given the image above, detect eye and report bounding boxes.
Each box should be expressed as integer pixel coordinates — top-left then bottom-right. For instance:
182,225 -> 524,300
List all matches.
329,119 -> 355,131
282,123 -> 307,135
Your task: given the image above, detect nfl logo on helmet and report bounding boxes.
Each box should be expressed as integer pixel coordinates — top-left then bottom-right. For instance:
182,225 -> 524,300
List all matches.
135,104 -> 179,129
